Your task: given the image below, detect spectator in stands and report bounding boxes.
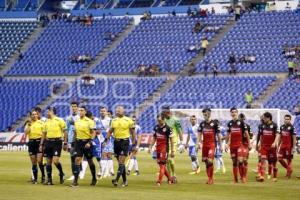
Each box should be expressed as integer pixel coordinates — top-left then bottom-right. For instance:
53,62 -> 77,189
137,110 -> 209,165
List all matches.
200,37 -> 209,56
141,11 -> 151,21
212,64 -> 218,77
211,7 -> 215,14
188,62 -> 196,76
187,44 -> 200,53
286,2 -> 291,10
294,105 -> 300,115
136,64 -> 147,76
71,54 -> 92,63
172,10 -> 176,16
239,55 -> 256,64
104,32 -> 116,41
228,54 -> 236,75
191,8 -> 199,18
244,90 -> 253,108
193,21 -> 202,34
283,46 -> 296,59
204,61 -> 209,77
288,59 -> 295,77
235,6 -> 241,21
200,9 -> 208,18
187,7 -> 192,16
204,25 -> 220,33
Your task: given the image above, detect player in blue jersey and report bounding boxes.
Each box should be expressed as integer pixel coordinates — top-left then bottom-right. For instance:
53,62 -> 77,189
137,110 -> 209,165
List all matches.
185,115 -> 201,175
214,126 -> 226,174
127,115 -> 142,176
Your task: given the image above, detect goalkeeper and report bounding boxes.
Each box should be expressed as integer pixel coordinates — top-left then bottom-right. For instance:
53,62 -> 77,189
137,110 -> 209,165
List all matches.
161,106 -> 184,179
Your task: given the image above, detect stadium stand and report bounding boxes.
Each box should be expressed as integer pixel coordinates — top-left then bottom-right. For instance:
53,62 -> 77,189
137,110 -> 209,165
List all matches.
0,79 -> 60,132
0,20 -> 38,66
138,76 -> 277,132
196,11 -> 300,73
7,17 -> 132,75
92,14 -> 231,74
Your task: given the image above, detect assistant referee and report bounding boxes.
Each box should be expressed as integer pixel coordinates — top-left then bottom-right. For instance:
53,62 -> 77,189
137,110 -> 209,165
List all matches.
104,106 -> 136,187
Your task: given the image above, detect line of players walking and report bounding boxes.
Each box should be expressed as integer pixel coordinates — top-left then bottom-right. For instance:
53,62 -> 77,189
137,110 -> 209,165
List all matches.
24,102 -> 296,187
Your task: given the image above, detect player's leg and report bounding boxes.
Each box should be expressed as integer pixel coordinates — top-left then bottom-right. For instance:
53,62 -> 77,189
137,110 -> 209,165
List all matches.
44,141 -> 54,185
127,148 -> 135,175
190,146 -> 200,174
230,149 -> 239,183
37,152 -> 45,183
278,147 -> 288,172
286,148 -> 293,178
237,147 -> 246,182
72,156 -> 82,187
100,153 -> 108,178
85,145 -> 97,185
270,149 -> 278,182
113,140 -> 129,187
107,153 -> 115,176
96,157 -> 102,178
79,156 -> 88,179
29,155 -> 38,184
52,141 -> 64,184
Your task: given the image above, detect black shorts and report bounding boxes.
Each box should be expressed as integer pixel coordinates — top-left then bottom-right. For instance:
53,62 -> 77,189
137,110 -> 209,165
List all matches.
73,140 -> 93,159
114,139 -> 129,157
44,139 -> 62,158
28,139 -> 42,156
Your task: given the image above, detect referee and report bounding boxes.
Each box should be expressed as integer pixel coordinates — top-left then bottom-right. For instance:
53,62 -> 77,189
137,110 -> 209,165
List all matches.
71,106 -> 97,187
39,107 -> 68,185
104,106 -> 136,187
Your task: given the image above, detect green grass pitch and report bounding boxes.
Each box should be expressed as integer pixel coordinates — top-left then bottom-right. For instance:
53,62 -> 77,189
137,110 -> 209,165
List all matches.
0,151 -> 299,200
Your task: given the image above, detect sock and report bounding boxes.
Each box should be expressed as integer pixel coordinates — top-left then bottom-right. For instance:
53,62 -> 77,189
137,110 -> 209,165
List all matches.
32,165 -> 38,180
158,164 -> 165,183
73,164 -> 80,183
268,164 -> 272,176
164,166 -> 172,181
169,158 -> 175,176
206,163 -> 213,180
54,162 -> 64,176
108,158 -> 114,174
71,156 -> 76,174
116,164 -> 125,182
287,159 -> 292,171
122,166 -> 127,183
97,159 -> 101,174
244,162 -> 248,179
260,161 -> 266,177
273,166 -> 278,178
89,163 -> 96,180
238,162 -> 244,179
80,160 -> 88,178
46,164 -> 52,180
257,162 -> 261,174
134,158 -> 139,172
233,166 -> 238,182
215,158 -> 221,170
100,159 -> 107,176
39,164 -> 45,178
128,159 -> 134,172
279,159 -> 288,169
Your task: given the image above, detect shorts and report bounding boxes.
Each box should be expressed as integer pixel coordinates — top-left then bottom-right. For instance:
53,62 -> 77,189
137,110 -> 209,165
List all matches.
278,146 -> 293,159
260,146 -> 277,162
230,146 -> 244,159
44,139 -> 62,158
156,151 -> 168,164
28,139 -> 42,156
74,140 -> 93,159
114,138 -> 129,157
103,140 -> 114,154
202,146 -> 215,161
189,146 -> 197,157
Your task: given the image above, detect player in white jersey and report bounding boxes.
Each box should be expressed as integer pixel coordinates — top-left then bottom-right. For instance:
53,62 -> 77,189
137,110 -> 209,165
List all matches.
185,115 -> 201,175
127,115 -> 142,176
95,107 -> 113,178
214,126 -> 226,174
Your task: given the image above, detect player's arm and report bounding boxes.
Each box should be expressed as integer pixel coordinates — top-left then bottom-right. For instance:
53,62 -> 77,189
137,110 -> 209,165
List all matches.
197,130 -> 203,150
24,123 -> 31,137
170,132 -> 175,158
292,127 -> 297,152
256,129 -> 261,151
148,134 -> 157,153
185,129 -> 190,148
271,124 -> 279,148
105,127 -> 113,142
175,119 -> 183,142
61,119 -> 68,150
130,126 -> 136,146
217,133 -> 223,152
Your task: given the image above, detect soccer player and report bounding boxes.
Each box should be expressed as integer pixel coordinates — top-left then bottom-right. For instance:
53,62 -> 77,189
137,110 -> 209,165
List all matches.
127,115 -> 142,176
197,108 -> 222,184
238,113 -> 253,180
276,114 -> 296,178
226,107 -> 249,183
161,106 -> 184,179
149,114 -> 175,186
25,110 -> 45,184
95,107 -> 113,178
65,102 -> 82,181
185,115 -> 201,175
214,126 -> 226,174
39,107 -> 67,185
70,106 -> 97,187
104,106 -> 136,187
256,112 -> 278,182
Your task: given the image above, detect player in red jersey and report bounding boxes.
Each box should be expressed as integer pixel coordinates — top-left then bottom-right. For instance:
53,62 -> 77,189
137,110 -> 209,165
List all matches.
197,108 -> 222,185
149,114 -> 175,186
226,107 -> 249,183
238,113 -> 253,181
256,112 -> 278,182
275,114 -> 296,178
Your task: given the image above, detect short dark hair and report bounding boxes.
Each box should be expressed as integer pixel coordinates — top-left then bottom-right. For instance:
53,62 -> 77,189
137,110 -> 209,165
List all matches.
47,106 -> 56,115
34,106 -> 42,113
100,106 -> 107,110
191,115 -> 196,118
70,101 -> 78,106
263,112 -> 272,120
107,110 -> 113,114
86,111 -> 93,118
230,107 -> 238,112
239,113 -> 245,120
202,108 -> 211,113
284,114 -> 292,120
79,106 -> 87,111
161,105 -> 170,112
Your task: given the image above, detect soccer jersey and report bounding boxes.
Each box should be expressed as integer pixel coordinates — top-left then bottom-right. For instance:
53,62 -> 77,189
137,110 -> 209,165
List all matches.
279,124 -> 296,148
227,119 -> 247,149
165,116 -> 182,142
153,124 -> 173,152
111,116 -> 134,139
25,120 -> 44,139
258,122 -> 278,147
43,116 -> 66,138
198,120 -> 220,147
65,114 -> 80,143
187,124 -> 199,147
74,117 -> 95,140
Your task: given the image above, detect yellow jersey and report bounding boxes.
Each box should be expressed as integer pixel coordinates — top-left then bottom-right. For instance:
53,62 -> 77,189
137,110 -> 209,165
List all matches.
111,116 -> 134,139
25,120 -> 44,139
74,117 -> 95,140
43,116 -> 66,139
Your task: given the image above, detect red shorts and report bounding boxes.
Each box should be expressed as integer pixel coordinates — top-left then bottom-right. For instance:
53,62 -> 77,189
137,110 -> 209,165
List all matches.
241,144 -> 249,159
260,146 -> 277,161
278,146 -> 293,159
230,146 -> 244,159
156,151 -> 168,163
202,146 -> 215,161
